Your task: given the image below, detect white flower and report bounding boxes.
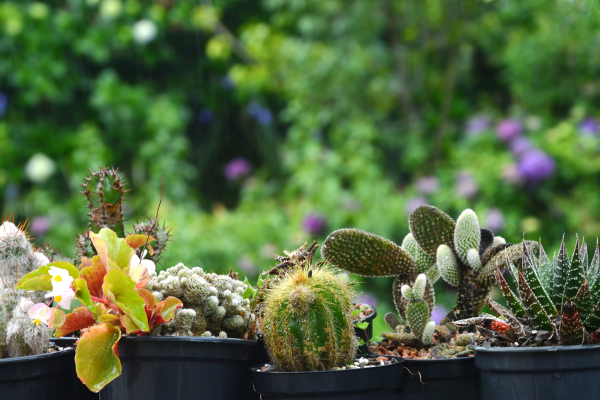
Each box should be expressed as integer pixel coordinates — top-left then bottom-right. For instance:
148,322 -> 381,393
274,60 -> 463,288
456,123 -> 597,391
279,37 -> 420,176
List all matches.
28,303 -> 52,326
130,250 -> 156,275
48,266 -> 74,292
99,0 -> 122,19
132,19 -> 157,45
46,287 -> 76,310
0,221 -> 19,237
25,153 -> 56,183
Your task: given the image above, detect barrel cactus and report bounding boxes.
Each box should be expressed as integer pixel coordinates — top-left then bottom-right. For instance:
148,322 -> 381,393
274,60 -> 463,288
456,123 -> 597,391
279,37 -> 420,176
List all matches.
456,236 -> 600,346
321,205 -> 533,347
146,263 -> 254,338
262,264 -> 357,371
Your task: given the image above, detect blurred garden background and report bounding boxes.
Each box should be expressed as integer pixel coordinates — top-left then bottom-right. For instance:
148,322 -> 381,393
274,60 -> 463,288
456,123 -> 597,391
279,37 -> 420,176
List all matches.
2,0 -> 600,334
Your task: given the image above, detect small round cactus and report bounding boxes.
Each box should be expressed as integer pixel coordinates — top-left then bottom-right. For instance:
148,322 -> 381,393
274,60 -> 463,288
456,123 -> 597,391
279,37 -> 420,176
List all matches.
146,263 -> 254,338
262,265 -> 358,372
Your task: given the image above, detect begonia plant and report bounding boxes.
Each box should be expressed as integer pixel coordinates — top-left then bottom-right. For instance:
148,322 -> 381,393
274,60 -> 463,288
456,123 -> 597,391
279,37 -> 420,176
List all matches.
15,228 -> 182,392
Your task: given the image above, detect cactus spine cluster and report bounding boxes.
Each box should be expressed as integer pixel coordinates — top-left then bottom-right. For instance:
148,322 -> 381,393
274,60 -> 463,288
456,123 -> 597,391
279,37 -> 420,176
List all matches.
146,263 -> 254,338
0,221 -> 50,358
322,205 -> 531,347
262,263 -> 357,372
457,237 -> 600,346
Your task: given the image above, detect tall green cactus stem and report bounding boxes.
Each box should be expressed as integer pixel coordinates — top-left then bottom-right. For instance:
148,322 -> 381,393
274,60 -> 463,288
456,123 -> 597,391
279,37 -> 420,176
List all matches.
262,265 -> 357,372
82,168 -> 127,238
323,206 -> 530,339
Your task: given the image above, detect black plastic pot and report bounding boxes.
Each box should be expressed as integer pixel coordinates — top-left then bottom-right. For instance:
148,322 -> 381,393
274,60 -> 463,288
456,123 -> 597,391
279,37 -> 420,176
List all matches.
398,356 -> 481,400
0,348 -> 76,399
50,337 -> 99,400
353,303 -> 377,354
250,357 -> 403,400
100,336 -> 268,400
475,344 -> 600,399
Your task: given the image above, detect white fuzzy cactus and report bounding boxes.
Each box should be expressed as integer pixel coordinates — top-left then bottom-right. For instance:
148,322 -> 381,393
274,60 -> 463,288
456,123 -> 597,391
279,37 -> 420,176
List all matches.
0,221 -> 50,358
146,263 -> 254,338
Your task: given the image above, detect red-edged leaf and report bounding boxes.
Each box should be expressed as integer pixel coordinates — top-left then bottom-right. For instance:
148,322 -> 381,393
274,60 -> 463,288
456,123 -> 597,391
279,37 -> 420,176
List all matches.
149,296 -> 183,329
55,307 -> 96,337
79,256 -> 106,298
125,234 -> 154,250
75,323 -> 122,392
80,256 -> 93,270
120,314 -> 143,333
98,314 -> 121,326
136,288 -> 156,310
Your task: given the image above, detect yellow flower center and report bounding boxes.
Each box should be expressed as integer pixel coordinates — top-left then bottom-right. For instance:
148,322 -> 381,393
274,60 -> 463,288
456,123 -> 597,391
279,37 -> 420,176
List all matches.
53,275 -> 62,282
33,319 -> 41,326
55,295 -> 62,303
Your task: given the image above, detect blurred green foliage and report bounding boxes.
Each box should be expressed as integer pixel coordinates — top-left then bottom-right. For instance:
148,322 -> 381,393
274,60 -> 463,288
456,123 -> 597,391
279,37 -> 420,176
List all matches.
2,0 -> 600,328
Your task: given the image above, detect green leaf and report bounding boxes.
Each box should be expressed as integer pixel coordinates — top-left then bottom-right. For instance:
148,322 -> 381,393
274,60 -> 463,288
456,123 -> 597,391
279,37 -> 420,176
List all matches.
322,228 -> 418,277
102,269 -> 149,332
355,321 -> 369,330
552,237 -> 570,309
357,338 -> 365,346
409,205 -> 456,258
518,271 -> 553,331
73,278 -> 96,317
91,229 -> 133,271
15,261 -> 79,291
494,268 -> 526,318
564,239 -> 585,305
75,323 -> 122,392
519,241 -> 556,317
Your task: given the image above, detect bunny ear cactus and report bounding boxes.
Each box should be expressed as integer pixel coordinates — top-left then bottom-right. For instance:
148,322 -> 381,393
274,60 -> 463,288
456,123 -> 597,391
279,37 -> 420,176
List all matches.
16,228 -> 182,392
322,205 -> 531,346
456,236 -> 600,347
262,264 -> 357,372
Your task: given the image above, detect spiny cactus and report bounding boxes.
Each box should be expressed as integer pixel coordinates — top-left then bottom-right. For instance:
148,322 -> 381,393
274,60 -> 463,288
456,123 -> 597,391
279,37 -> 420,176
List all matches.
82,167 -> 127,238
456,236 -> 600,346
6,298 -> 49,358
146,263 -> 254,338
321,205 -> 532,347
262,264 -> 357,371
131,219 -> 171,265
0,220 -> 50,358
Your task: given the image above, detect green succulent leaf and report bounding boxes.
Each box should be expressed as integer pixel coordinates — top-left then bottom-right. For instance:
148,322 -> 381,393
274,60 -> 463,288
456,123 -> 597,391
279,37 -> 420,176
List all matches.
573,280 -> 594,322
552,237 -> 570,310
322,228 -> 418,277
454,209 -> 481,264
409,205 -> 456,258
519,241 -> 556,317
517,271 -> 552,331
563,238 -> 585,306
560,300 -> 584,345
494,268 -> 526,318
538,242 -> 554,292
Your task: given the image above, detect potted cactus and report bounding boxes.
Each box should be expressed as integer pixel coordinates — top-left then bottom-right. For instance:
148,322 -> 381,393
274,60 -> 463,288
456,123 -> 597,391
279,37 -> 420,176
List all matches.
249,243 -> 402,399
321,205 -> 530,400
0,219 -> 93,399
456,237 -> 600,400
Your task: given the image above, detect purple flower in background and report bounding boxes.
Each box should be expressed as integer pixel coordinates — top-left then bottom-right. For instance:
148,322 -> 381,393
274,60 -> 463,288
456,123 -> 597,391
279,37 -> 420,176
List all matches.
517,149 -> 555,182
466,116 -> 491,136
0,94 -> 7,118
415,176 -> 439,195
405,197 -> 428,216
198,109 -> 213,124
509,137 -> 533,158
454,171 -> 478,199
496,119 -> 522,142
221,76 -> 235,90
486,208 -> 505,232
224,157 -> 252,180
30,216 -> 51,237
431,305 -> 448,324
303,213 -> 327,236
502,163 -> 523,185
247,101 -> 273,126
356,292 -> 378,309
579,118 -> 599,137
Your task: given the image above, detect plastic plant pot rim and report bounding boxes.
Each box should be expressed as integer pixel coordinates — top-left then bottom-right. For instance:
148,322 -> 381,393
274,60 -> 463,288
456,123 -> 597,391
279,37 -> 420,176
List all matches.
473,343 -> 600,354
250,358 -> 403,395
352,303 -> 377,324
0,347 -> 74,365
474,344 -> 600,373
117,335 -> 259,345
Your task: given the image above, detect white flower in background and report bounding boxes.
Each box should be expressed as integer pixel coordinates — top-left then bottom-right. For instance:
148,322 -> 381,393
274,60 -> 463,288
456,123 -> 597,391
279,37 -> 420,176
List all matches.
99,0 -> 122,19
28,303 -> 52,326
132,19 -> 157,45
130,250 -> 156,275
0,221 -> 19,237
25,153 -> 56,183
